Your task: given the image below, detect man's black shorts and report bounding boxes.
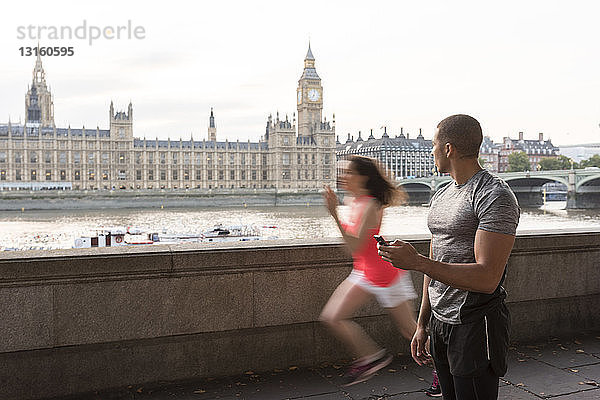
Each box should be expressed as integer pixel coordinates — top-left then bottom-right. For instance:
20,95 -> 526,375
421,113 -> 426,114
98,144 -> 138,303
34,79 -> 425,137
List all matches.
430,303 -> 510,378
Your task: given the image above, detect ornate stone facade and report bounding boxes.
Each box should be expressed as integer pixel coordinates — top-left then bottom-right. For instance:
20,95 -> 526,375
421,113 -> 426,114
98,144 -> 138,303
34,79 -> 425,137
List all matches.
337,128 -> 435,180
0,45 -> 336,191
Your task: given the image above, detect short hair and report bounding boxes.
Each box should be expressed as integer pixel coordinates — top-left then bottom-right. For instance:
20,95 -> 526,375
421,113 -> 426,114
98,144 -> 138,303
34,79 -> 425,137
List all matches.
436,114 -> 482,158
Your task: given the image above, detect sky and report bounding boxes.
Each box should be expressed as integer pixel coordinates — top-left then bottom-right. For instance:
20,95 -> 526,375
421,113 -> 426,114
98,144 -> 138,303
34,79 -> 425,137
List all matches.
1,0 -> 599,146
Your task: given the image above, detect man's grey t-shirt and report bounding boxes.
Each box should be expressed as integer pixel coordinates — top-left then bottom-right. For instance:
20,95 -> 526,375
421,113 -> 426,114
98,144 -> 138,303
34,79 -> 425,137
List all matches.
427,169 -> 520,324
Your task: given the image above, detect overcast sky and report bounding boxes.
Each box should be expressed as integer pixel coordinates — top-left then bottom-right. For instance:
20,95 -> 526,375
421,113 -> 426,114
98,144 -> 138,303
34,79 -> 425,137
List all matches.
1,0 -> 599,146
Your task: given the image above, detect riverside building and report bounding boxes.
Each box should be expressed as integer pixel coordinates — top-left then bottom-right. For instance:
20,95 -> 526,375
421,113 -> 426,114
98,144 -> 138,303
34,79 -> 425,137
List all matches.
336,128 -> 435,179
481,132 -> 560,172
0,45 -> 336,191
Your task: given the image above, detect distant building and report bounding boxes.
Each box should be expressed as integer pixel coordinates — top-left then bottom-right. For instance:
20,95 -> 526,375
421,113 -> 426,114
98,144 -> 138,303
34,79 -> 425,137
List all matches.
0,45 -> 336,191
336,129 -> 560,178
336,128 -> 434,179
495,132 -> 559,172
479,136 -> 500,173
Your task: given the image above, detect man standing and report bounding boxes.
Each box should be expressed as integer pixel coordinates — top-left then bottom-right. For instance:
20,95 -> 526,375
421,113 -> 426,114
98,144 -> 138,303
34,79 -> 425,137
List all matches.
379,114 -> 520,400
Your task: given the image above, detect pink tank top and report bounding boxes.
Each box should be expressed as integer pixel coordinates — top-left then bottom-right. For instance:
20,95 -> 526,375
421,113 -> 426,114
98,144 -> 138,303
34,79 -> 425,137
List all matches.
343,195 -> 404,287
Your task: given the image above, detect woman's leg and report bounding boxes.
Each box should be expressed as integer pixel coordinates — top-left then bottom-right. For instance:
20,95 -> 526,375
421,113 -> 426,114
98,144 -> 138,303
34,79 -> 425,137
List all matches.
319,278 -> 380,358
386,300 -> 417,341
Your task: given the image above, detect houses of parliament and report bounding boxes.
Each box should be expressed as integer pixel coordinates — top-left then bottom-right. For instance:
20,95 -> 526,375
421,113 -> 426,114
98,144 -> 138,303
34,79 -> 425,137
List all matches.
0,45 -> 336,191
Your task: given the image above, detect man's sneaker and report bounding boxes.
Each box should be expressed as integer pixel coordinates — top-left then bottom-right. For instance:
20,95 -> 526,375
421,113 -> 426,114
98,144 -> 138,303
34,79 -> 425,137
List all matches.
424,370 -> 442,397
341,352 -> 393,387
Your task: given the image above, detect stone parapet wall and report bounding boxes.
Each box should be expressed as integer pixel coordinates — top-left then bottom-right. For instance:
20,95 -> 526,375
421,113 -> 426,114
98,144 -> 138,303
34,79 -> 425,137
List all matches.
0,189 -> 325,210
0,231 -> 598,399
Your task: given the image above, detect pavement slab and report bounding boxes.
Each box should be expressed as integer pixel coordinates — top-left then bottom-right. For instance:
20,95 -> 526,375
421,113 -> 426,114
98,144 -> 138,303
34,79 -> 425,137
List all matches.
497,385 -> 541,399
503,353 -> 591,398
514,338 -> 600,369
316,357 -> 430,399
551,388 -> 600,399
227,367 -> 340,400
385,392 -> 433,399
45,333 -> 600,400
552,389 -> 600,400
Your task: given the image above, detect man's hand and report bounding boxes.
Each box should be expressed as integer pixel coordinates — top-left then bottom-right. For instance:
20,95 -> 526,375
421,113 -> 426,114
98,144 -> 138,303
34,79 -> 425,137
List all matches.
411,326 -> 431,366
378,240 -> 423,271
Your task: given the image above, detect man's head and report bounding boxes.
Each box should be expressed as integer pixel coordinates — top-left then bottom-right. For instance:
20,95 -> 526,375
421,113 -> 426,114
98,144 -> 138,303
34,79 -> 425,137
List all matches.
432,114 -> 483,173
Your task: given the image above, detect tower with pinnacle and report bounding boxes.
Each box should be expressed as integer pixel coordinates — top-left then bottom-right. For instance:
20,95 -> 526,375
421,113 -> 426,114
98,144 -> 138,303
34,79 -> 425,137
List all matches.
208,108 -> 217,141
263,43 -> 336,190
109,101 -> 133,141
296,43 -> 324,137
25,53 -> 54,127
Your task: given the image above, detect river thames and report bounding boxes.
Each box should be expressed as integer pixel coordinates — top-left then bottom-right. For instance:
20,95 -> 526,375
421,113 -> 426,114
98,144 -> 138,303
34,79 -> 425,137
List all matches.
1,201 -> 600,250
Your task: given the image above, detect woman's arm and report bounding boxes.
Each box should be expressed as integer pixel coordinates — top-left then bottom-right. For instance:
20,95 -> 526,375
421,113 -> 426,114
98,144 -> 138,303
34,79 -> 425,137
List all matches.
332,199 -> 381,254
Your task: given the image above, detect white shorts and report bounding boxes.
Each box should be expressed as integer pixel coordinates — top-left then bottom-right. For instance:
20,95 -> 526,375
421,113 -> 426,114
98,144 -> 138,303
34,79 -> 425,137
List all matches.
346,269 -> 418,308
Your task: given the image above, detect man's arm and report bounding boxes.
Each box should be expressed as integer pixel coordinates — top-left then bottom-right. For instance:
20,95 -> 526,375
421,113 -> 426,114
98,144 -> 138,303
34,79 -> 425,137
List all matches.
417,240 -> 433,327
380,229 -> 515,294
411,241 -> 433,365
417,275 -> 432,327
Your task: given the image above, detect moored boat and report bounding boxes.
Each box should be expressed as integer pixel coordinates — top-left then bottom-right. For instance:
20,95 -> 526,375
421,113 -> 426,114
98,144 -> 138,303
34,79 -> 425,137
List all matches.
73,224 -> 278,248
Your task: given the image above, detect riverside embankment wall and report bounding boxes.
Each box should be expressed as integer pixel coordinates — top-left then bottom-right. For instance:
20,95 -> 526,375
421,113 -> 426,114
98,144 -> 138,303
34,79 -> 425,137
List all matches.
0,230 -> 598,399
0,190 -> 327,210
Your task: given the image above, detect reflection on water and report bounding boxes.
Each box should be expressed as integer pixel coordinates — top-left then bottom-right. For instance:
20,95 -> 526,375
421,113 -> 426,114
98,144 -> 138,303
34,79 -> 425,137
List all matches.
0,201 -> 599,250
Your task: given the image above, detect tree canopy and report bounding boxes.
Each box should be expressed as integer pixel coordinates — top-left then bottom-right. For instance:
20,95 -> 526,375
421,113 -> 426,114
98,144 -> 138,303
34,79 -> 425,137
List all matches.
579,154 -> 600,168
508,151 -> 531,172
538,155 -> 573,171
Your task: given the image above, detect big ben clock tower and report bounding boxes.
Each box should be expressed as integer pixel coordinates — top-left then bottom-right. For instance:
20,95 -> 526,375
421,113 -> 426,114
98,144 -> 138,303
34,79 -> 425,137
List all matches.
297,43 -> 323,137
265,43 -> 336,191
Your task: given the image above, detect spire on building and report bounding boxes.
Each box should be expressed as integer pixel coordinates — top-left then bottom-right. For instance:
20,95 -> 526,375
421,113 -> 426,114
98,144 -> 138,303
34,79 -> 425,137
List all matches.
209,107 -> 215,128
301,42 -> 319,78
32,45 -> 46,85
368,129 -> 375,140
305,41 -> 315,61
208,107 -> 217,142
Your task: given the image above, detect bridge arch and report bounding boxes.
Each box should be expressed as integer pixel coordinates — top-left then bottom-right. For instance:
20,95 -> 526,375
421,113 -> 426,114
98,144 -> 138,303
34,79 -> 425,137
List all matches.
398,182 -> 433,205
500,176 -> 568,207
577,175 -> 600,189
502,175 -> 569,188
398,182 -> 433,190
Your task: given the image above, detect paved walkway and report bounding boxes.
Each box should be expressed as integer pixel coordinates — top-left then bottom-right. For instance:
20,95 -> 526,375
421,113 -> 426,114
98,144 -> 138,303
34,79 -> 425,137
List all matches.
54,332 -> 599,400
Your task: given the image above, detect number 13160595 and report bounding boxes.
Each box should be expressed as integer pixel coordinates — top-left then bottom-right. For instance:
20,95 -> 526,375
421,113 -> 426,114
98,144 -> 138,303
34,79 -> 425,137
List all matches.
20,46 -> 74,56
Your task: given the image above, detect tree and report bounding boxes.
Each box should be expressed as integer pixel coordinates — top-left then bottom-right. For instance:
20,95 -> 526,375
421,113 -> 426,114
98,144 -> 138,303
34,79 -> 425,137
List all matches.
538,155 -> 575,171
508,151 -> 530,172
579,154 -> 600,168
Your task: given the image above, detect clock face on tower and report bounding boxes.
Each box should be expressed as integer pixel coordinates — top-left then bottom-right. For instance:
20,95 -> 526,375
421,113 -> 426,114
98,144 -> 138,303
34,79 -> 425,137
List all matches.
308,88 -> 320,102
297,90 -> 302,104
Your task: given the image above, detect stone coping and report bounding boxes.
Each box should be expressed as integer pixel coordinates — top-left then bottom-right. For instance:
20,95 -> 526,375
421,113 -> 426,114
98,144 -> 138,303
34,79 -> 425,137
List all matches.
0,227 -> 598,262
0,229 -> 598,289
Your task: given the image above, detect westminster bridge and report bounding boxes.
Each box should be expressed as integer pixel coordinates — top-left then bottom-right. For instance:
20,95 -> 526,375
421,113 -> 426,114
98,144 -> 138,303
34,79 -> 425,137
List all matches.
397,169 -> 600,208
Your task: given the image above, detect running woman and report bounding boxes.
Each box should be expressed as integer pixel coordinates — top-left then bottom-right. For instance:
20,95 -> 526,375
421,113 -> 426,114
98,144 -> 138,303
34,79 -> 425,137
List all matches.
320,155 -> 418,386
